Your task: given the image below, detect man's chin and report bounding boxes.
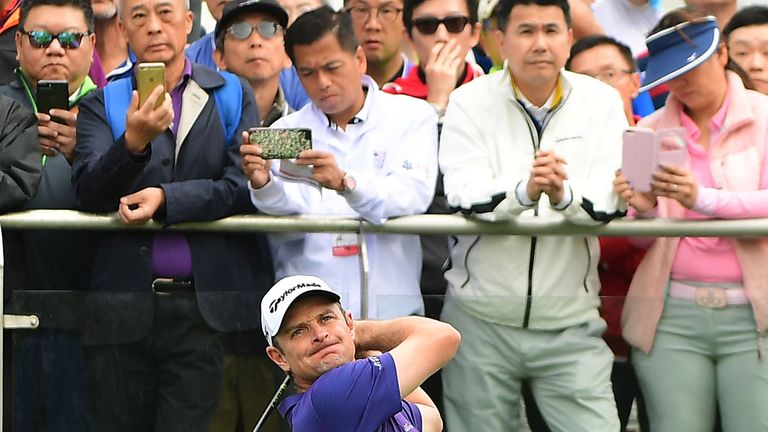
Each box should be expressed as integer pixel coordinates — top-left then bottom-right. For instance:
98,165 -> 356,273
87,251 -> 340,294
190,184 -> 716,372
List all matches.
315,354 -> 348,374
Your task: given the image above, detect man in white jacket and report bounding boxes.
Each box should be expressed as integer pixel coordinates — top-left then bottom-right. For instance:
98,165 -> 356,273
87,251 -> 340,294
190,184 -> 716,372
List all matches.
438,0 -> 627,430
241,7 -> 438,321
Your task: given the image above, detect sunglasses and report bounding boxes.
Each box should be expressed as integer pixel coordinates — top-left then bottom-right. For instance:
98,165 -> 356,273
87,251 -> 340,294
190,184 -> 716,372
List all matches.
412,16 -> 470,35
20,29 -> 90,49
226,20 -> 281,40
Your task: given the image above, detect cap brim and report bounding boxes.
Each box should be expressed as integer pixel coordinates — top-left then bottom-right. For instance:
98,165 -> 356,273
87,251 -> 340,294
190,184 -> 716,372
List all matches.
215,1 -> 289,40
639,23 -> 720,93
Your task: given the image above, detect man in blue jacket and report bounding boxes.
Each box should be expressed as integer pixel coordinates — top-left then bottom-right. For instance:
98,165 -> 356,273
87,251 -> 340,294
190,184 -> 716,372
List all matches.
71,0 -> 273,429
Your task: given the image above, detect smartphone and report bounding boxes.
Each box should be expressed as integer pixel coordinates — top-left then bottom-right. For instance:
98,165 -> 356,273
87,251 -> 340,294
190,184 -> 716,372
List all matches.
657,128 -> 688,168
622,127 -> 658,193
137,62 -> 165,109
36,80 -> 69,116
248,128 -> 312,160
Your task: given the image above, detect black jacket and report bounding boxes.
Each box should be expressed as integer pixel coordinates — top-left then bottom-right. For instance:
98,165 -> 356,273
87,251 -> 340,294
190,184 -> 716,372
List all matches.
72,64 -> 274,344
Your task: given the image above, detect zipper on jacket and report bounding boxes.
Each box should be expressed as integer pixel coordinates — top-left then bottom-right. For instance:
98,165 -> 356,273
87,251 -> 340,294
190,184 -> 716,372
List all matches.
511,91 -> 571,328
522,237 -> 537,327
512,100 -> 541,328
460,236 -> 481,289
582,238 -> 591,292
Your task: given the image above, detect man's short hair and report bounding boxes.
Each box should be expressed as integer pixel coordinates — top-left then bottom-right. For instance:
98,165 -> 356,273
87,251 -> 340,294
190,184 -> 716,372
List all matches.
402,0 -> 479,35
117,0 -> 190,19
495,0 -> 571,32
20,0 -> 95,32
565,34 -> 637,72
723,5 -> 768,40
284,6 -> 358,63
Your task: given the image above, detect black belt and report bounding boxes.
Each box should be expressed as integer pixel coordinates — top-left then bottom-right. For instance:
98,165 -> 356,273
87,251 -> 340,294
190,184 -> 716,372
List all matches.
151,278 -> 195,293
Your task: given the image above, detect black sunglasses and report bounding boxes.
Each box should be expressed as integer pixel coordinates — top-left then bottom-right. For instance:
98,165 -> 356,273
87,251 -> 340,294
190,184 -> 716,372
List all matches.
412,16 -> 470,35
226,21 -> 281,40
20,29 -> 90,49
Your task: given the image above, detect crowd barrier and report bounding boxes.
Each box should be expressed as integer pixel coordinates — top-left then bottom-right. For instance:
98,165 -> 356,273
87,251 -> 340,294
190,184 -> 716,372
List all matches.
1,209 -> 767,428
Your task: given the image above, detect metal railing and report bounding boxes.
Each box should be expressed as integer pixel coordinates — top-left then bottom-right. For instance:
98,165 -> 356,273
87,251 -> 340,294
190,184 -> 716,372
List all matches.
3,209 -> 768,236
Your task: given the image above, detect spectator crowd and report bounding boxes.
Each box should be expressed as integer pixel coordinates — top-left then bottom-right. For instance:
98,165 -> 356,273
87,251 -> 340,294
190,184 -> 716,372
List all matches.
1,0 -> 768,430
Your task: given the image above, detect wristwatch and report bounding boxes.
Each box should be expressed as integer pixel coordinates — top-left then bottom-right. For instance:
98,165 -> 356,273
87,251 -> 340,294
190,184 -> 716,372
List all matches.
339,172 -> 357,194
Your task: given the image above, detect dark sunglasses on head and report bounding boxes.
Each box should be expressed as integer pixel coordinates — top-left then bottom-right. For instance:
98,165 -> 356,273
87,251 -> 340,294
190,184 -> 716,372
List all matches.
20,29 -> 90,49
412,16 -> 470,35
226,20 -> 281,40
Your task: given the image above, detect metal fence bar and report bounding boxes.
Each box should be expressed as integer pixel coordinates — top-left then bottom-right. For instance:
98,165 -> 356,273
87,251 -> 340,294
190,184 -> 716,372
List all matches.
2,209 -> 768,237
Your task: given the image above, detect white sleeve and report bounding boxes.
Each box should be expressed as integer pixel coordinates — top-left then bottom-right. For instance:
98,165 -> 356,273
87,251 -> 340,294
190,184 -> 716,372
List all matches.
559,90 -> 628,225
342,104 -> 439,224
439,92 -> 531,220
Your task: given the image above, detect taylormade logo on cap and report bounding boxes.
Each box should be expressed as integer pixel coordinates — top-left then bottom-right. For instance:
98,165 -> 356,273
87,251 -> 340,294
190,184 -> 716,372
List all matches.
269,282 -> 323,314
261,275 -> 341,345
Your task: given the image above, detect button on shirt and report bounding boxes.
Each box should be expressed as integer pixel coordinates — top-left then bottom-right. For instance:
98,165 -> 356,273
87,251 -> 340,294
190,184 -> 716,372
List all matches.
249,75 -> 438,319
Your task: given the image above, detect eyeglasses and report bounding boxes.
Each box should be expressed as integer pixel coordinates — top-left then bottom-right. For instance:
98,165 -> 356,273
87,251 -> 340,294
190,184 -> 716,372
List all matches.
345,5 -> 402,23
226,21 -> 282,40
412,16 -> 470,35
19,29 -> 90,49
590,68 -> 633,84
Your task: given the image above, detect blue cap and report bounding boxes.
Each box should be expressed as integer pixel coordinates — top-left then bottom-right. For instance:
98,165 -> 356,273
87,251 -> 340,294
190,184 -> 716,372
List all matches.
639,16 -> 720,93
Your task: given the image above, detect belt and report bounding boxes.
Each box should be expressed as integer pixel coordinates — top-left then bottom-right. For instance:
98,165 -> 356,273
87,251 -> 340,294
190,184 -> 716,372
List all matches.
151,278 -> 195,294
668,281 -> 749,309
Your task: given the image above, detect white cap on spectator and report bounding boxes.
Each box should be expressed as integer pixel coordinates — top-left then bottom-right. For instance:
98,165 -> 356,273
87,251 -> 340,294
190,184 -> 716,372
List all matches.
478,0 -> 500,21
261,275 -> 341,346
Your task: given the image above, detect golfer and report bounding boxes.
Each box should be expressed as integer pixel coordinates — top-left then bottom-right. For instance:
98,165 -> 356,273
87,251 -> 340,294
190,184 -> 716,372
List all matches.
261,275 -> 460,431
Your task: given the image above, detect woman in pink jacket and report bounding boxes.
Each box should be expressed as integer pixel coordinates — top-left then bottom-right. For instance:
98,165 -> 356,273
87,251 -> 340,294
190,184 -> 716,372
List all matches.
614,8 -> 768,432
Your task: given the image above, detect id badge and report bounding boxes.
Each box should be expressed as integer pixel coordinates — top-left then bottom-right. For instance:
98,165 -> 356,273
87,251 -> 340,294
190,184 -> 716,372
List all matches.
332,233 -> 360,257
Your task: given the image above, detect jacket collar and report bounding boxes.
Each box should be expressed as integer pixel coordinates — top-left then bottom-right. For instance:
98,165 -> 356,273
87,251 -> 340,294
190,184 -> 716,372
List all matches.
189,62 -> 229,91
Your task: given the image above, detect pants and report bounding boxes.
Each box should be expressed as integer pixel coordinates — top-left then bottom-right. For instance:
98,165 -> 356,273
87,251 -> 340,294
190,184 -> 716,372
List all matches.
85,293 -> 224,432
523,360 -> 649,432
441,297 -> 619,432
632,296 -> 768,432
207,354 -> 287,432
13,330 -> 92,432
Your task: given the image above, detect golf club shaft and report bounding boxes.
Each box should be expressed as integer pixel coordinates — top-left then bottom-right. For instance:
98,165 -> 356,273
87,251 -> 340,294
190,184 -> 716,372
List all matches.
252,375 -> 292,432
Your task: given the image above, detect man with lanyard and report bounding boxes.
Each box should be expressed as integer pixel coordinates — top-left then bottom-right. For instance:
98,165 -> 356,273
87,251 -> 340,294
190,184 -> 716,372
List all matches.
261,274 -> 460,431
438,0 -> 627,430
0,0 -> 96,429
241,6 -> 438,322
71,0 -> 274,428
343,0 -> 414,86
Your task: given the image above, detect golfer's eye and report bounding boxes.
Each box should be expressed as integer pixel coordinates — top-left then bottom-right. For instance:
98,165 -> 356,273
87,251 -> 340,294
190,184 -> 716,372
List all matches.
290,328 -> 305,338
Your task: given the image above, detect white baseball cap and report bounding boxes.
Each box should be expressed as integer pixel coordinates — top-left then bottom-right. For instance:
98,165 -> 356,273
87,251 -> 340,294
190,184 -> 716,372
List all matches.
261,275 -> 341,346
478,0 -> 500,22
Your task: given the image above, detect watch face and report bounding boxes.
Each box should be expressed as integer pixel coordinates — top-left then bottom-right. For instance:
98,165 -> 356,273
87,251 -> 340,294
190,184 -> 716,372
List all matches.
342,173 -> 356,193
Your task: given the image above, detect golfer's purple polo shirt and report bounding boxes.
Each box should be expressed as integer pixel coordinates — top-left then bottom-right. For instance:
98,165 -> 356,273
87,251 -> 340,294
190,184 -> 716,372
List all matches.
279,353 -> 423,431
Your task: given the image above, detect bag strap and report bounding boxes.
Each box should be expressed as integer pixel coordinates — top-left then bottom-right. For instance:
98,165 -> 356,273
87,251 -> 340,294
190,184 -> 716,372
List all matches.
213,70 -> 242,146
103,77 -> 133,142
103,71 -> 242,145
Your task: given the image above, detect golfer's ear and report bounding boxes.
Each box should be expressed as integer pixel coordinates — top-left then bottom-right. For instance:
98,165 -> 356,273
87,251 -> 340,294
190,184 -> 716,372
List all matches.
266,346 -> 291,374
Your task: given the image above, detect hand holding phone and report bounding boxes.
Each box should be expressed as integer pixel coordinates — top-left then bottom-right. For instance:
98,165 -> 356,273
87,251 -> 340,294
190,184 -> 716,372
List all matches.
621,127 -> 687,192
36,80 -> 68,118
124,63 -> 172,153
248,128 -> 312,159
